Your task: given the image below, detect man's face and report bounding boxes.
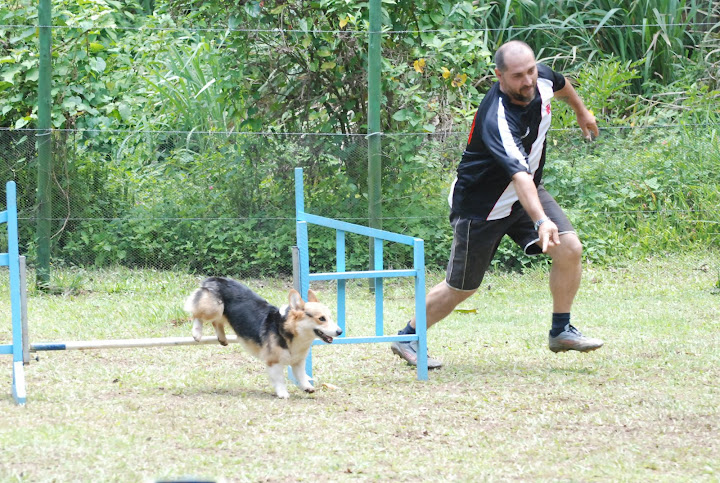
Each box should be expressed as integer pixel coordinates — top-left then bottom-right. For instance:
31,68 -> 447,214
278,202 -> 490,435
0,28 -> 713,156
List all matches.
495,50 -> 538,105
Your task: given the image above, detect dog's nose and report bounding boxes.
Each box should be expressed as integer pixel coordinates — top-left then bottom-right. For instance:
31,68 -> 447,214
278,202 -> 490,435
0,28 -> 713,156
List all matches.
336,328 -> 343,336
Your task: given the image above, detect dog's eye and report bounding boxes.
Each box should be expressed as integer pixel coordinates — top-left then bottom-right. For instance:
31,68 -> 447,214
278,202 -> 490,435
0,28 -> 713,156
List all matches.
318,316 -> 326,322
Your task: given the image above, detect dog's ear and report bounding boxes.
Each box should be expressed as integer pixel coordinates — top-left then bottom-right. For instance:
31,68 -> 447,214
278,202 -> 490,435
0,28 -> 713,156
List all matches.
289,289 -> 305,310
307,289 -> 319,303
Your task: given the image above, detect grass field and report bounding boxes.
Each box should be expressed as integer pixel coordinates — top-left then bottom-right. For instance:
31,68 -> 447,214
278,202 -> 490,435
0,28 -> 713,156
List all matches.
1,252 -> 719,482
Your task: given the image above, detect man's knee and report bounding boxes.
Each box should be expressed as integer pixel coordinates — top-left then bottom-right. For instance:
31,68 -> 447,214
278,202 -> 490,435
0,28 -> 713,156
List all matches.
550,233 -> 582,262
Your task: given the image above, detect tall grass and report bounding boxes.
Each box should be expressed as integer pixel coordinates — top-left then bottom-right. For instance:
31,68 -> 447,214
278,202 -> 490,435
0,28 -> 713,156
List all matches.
144,36 -> 240,134
472,0 -> 716,91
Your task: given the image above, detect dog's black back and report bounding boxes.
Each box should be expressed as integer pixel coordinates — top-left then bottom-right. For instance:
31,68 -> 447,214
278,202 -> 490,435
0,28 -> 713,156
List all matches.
199,277 -> 291,348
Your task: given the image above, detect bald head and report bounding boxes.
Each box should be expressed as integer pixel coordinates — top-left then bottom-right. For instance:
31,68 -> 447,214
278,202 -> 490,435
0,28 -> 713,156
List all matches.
494,41 -> 538,105
495,41 -> 535,72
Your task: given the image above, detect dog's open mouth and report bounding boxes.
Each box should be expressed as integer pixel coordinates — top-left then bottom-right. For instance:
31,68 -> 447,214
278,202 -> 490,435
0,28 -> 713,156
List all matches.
314,329 -> 334,344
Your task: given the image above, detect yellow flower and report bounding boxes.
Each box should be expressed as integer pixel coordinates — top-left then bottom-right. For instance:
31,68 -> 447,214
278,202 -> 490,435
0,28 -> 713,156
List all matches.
339,17 -> 349,28
413,58 -> 426,73
452,73 -> 467,87
441,67 -> 451,79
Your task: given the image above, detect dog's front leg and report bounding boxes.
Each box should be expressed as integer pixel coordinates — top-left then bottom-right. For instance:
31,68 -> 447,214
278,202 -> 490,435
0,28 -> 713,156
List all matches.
267,364 -> 289,399
291,363 -> 315,393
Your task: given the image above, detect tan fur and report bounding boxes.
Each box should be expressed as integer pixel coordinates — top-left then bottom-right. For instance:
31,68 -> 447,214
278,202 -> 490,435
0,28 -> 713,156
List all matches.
185,289 -> 224,320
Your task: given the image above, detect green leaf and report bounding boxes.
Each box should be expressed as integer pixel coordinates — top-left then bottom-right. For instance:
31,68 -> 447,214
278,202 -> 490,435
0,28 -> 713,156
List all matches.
392,109 -> 410,122
25,67 -> 39,82
89,42 -> 105,53
1,65 -> 21,84
14,117 -> 29,129
90,57 -> 107,73
9,27 -> 35,43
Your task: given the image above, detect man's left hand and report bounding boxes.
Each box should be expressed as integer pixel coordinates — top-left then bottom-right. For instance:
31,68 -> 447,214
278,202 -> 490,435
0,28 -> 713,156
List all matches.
578,109 -> 599,141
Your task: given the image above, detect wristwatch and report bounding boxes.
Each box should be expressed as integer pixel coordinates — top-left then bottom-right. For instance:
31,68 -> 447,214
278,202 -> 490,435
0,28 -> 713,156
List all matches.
534,217 -> 549,231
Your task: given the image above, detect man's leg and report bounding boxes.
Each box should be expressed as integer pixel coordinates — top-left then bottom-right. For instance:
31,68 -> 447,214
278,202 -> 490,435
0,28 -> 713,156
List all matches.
546,232 -> 582,313
392,283 -> 475,368
392,213 -> 503,368
545,233 -> 603,352
409,282 -> 476,330
512,187 -> 603,353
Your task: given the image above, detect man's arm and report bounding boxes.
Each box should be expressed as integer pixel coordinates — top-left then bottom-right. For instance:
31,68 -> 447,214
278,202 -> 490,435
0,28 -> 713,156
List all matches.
512,171 -> 559,253
554,78 -> 599,141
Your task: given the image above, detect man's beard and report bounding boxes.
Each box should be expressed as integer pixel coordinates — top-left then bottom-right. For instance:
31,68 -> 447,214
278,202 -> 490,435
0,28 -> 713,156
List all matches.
510,86 -> 536,104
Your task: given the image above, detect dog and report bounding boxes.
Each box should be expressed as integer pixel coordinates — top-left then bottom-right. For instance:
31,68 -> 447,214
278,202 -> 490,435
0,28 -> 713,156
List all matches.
184,277 -> 341,398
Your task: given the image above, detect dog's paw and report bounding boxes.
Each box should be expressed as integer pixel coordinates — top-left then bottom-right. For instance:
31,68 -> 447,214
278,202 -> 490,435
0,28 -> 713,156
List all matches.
276,390 -> 290,399
218,339 -> 228,346
303,386 -> 315,394
191,332 -> 202,342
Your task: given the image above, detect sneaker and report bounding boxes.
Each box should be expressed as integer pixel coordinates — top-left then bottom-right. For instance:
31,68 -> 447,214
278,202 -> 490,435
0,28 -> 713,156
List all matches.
549,324 -> 604,353
391,340 -> 443,369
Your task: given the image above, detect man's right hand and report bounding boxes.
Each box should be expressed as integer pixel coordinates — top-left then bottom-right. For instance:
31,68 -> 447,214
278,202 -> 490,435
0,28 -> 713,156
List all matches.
538,219 -> 560,253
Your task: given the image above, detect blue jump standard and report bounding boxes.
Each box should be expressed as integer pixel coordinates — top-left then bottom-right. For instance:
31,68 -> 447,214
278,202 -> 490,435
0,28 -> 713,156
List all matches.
294,167 -> 429,381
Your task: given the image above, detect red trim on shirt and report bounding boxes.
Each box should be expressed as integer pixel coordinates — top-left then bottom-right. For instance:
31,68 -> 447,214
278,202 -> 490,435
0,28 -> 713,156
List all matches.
467,113 -> 477,145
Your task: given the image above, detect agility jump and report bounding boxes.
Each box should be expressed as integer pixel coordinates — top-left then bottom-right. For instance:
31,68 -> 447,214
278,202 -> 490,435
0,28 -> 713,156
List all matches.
2,169 -> 428,404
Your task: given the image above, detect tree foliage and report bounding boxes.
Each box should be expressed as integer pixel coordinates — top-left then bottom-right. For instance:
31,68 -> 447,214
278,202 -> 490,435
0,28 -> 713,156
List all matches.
0,0 -> 718,275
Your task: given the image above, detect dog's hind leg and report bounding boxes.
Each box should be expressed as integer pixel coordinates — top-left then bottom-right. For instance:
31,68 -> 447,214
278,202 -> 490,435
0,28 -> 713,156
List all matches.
267,364 -> 289,399
291,362 -> 315,393
212,320 -> 228,346
191,319 -> 204,342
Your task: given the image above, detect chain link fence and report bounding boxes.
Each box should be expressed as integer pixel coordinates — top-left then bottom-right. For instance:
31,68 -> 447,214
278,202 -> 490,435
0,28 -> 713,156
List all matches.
3,125 -> 719,284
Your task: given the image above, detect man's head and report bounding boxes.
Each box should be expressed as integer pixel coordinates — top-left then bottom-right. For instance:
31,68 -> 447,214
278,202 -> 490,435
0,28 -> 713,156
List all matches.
494,41 -> 538,105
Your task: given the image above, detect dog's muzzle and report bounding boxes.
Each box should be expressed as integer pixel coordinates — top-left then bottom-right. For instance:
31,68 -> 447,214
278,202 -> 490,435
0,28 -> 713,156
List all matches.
314,328 -> 342,344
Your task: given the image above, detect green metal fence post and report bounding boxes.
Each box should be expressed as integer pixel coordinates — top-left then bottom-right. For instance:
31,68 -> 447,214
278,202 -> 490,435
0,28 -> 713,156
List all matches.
36,0 -> 53,288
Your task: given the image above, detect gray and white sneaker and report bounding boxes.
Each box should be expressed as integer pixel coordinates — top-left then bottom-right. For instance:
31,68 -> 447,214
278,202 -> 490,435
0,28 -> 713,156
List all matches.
549,324 -> 604,353
391,340 -> 443,369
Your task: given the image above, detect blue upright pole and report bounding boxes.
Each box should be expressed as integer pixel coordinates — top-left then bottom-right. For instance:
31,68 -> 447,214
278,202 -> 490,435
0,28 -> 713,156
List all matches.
294,168 -> 313,379
6,182 -> 27,404
414,238 -> 428,381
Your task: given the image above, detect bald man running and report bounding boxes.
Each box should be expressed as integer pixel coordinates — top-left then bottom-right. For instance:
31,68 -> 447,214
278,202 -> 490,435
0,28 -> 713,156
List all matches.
392,40 -> 604,368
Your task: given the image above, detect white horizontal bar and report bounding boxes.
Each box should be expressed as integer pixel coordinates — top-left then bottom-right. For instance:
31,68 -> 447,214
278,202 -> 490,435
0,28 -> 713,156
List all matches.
309,269 -> 416,280
31,335 -> 243,351
29,334 -> 419,351
313,334 -> 418,345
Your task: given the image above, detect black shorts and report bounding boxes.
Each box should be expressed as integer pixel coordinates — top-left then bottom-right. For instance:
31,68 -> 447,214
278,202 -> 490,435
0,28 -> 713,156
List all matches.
445,185 -> 575,291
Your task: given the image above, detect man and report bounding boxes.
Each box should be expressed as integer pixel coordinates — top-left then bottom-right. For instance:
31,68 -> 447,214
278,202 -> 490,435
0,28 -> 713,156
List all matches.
392,40 -> 604,368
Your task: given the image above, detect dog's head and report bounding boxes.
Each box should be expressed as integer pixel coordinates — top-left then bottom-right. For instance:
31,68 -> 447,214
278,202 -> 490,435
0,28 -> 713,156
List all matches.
287,289 -> 342,343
